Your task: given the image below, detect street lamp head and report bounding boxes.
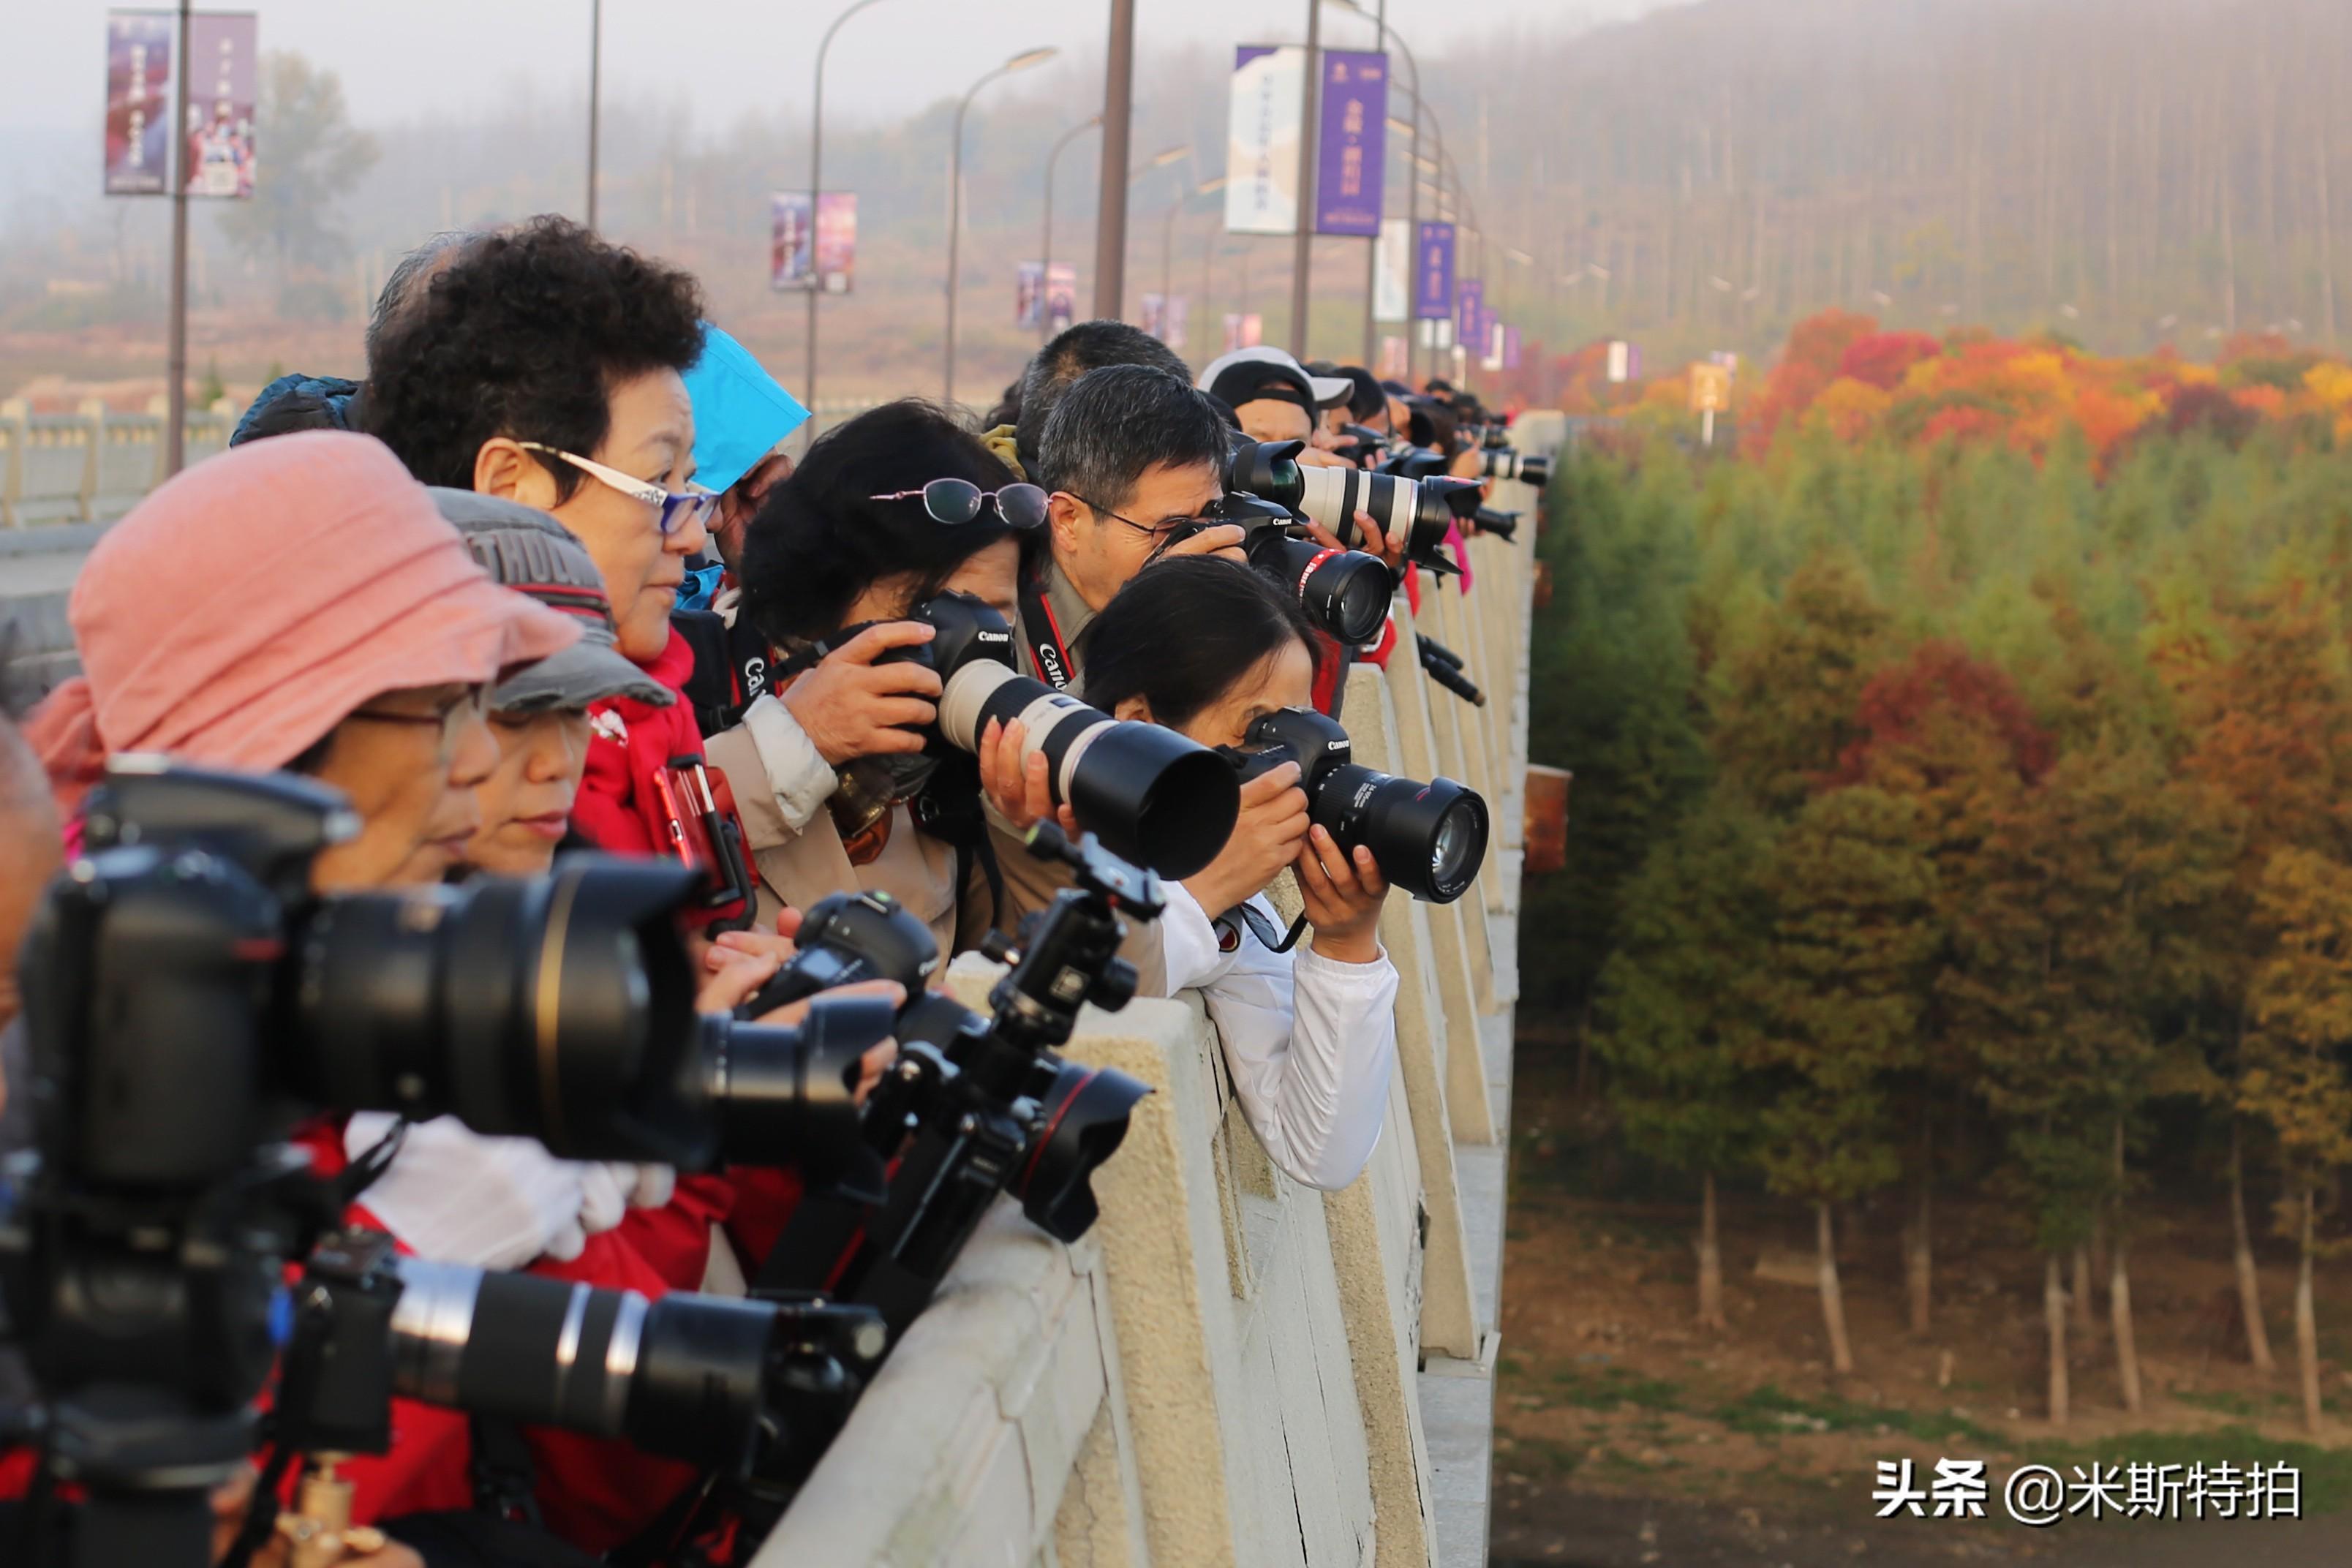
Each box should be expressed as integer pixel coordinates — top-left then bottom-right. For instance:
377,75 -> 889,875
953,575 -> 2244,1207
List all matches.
1504,247 -> 1534,265
1197,176 -> 1228,195
1385,117 -> 1417,138
1003,46 -> 1058,74
1152,144 -> 1191,168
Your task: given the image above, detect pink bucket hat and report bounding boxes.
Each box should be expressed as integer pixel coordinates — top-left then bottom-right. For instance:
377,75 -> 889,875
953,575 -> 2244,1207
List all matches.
28,430 -> 578,817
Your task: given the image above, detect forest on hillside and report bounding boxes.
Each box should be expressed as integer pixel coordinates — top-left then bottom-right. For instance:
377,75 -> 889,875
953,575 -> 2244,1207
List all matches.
1525,310 -> 2352,1435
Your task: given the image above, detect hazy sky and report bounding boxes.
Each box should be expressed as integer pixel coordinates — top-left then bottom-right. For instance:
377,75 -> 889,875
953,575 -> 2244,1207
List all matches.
9,0 -> 1670,138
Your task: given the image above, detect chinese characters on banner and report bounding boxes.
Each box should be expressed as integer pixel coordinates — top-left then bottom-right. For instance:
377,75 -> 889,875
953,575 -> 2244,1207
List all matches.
1226,46 -> 1305,235
1016,262 -> 1078,332
1480,316 -> 1504,372
1455,278 -> 1483,350
1415,222 -> 1455,320
103,11 -> 174,196
184,13 -> 256,200
772,192 -> 858,293
1312,50 -> 1386,237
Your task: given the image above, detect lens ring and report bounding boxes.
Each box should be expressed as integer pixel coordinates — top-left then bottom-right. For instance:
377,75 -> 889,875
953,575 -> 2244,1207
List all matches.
923,477 -> 985,525
998,482 -> 1049,529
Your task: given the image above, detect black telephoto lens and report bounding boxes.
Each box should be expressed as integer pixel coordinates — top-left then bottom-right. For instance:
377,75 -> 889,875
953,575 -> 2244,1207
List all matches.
293,856 -> 711,1165
1248,532 -> 1393,645
388,1259 -> 883,1476
922,595 -> 1240,879
698,991 -> 900,1193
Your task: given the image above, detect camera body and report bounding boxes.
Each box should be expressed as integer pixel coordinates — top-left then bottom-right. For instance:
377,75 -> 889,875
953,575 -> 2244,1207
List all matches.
1231,438 -> 1479,577
1221,707 -> 1493,904
1158,486 -> 1393,647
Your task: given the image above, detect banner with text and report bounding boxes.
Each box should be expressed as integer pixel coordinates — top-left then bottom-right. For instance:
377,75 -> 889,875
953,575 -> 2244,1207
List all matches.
1226,45 -> 1305,235
184,12 -> 256,199
1313,50 -> 1386,237
1455,277 -> 1482,347
1224,312 -> 1265,352
1414,221 -> 1455,320
1017,261 -> 1079,331
103,11 -> 173,195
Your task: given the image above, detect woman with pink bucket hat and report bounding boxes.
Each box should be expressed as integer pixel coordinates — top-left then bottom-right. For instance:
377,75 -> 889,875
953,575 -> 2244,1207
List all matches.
16,431 -> 608,1539
28,430 -> 576,885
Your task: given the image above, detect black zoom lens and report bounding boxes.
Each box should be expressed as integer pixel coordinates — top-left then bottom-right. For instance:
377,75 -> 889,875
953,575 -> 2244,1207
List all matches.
937,662 -> 1240,880
698,992 -> 900,1194
1482,449 -> 1550,487
1246,531 -> 1392,645
292,856 -> 711,1165
388,1259 -> 886,1475
1312,765 -> 1491,904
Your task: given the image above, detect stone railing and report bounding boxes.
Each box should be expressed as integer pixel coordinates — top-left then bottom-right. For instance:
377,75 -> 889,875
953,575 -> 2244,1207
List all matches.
0,399 -> 238,529
755,421 -> 1551,1568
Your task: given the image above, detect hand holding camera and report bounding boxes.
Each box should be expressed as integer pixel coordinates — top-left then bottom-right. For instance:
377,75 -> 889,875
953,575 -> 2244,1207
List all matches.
1295,825 -> 1388,965
977,716 -> 1076,837
1183,760 -> 1309,918
779,619 -> 943,766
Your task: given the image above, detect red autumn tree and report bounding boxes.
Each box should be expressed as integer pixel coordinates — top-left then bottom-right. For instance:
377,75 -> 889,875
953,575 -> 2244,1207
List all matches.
1743,309 -> 1880,458
1837,331 -> 1943,392
1831,640 -> 2056,789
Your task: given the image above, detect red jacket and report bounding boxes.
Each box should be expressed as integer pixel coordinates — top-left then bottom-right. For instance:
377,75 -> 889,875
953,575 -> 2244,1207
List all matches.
576,627 -> 708,859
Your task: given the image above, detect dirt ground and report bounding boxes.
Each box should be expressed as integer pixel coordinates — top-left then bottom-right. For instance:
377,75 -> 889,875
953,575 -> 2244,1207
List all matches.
1490,1030 -> 2352,1567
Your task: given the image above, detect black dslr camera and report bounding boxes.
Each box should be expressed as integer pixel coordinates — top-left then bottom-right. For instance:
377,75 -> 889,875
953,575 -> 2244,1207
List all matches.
1156,486 -> 1394,646
815,592 -> 1240,879
1221,707 -> 1491,904
0,761 -> 894,1566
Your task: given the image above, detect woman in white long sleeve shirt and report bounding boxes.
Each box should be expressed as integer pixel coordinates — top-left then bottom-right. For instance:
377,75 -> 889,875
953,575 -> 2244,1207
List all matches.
1077,555 -> 1401,1191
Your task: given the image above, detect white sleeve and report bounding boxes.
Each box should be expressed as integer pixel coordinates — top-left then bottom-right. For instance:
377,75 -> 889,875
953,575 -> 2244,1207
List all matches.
1202,900 -> 1401,1192
1157,877 -> 1230,997
737,692 -> 836,835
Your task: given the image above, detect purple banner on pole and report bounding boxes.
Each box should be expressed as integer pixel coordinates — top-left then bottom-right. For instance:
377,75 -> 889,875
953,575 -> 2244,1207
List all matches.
1313,50 -> 1386,237
104,11 -> 173,196
1456,278 -> 1483,345
184,12 -> 257,200
1414,222 -> 1455,320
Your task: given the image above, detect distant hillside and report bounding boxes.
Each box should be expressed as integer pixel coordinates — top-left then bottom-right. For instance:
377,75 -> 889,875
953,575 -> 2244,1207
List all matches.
1430,0 -> 2352,365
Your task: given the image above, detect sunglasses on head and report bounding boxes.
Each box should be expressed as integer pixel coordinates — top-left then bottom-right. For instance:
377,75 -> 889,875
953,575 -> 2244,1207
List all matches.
868,478 -> 1049,531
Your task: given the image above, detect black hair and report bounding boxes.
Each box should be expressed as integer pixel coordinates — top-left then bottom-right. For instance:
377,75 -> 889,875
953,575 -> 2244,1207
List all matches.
363,216 -> 706,497
1405,396 -> 1462,456
1035,365 -> 1229,517
1014,320 -> 1191,472
739,400 -> 1027,644
1335,366 -> 1387,423
983,378 -> 1023,431
1079,557 -> 1317,732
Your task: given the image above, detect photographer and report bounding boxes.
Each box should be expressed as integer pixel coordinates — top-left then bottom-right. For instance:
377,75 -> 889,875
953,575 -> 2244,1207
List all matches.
1023,364 -> 1245,688
15,432 -> 583,1534
1199,347 -> 1356,461
1082,558 -> 1400,1191
361,217 -> 738,884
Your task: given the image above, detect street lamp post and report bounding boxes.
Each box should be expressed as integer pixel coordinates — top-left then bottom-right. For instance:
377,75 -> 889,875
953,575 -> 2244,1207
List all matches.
586,0 -> 603,230
1095,0 -> 1138,318
804,0 -> 893,431
164,0 -> 192,476
1288,0 -> 1324,357
946,47 -> 1059,406
1041,116 -> 1104,344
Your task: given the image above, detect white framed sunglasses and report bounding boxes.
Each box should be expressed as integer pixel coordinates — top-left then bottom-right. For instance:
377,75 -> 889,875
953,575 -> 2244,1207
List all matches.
518,442 -> 720,537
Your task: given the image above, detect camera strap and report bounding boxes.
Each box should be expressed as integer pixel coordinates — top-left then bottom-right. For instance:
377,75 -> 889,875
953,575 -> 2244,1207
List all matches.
1019,573 -> 1076,690
1232,902 -> 1308,955
333,1118 -> 407,1208
467,1414 -> 545,1530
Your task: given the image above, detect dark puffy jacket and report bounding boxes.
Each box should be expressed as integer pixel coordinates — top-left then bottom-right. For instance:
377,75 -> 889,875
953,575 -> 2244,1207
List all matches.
228,374 -> 363,447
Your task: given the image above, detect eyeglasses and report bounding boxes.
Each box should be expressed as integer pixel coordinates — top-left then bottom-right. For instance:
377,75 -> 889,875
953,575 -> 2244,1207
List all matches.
518,442 -> 720,538
1066,491 -> 1231,541
349,684 -> 491,754
867,478 -> 1049,531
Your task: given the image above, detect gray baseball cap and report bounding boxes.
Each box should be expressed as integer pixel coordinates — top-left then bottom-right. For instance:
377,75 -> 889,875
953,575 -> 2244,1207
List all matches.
427,489 -> 675,711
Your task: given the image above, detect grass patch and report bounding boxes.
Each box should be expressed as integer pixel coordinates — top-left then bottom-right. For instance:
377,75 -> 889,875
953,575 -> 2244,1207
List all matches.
1545,1363 -> 1685,1411
1513,1436 -> 1583,1478
2020,1425 -> 2352,1517
2173,1389 -> 2278,1419
1713,1383 -> 1997,1447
